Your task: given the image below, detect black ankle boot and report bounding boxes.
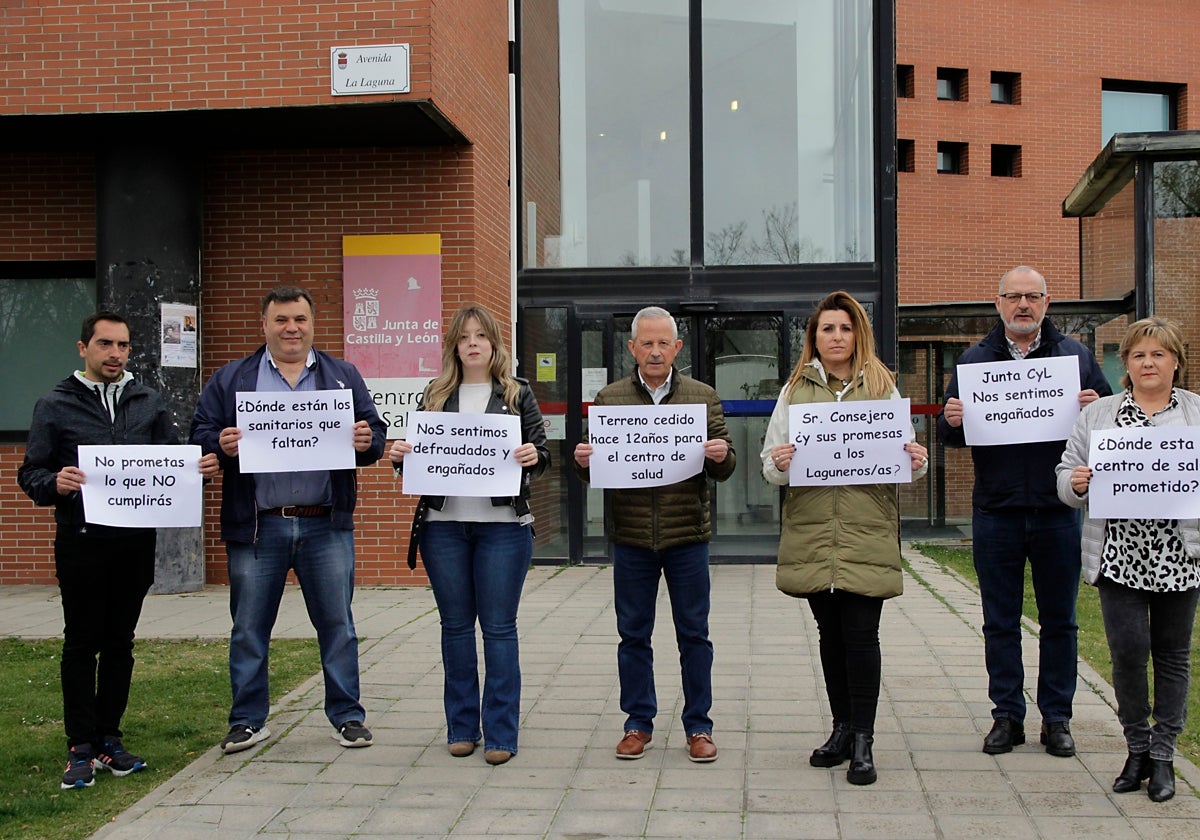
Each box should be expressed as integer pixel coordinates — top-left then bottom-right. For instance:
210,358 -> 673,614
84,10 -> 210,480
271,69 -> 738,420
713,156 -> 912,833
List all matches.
1112,751 -> 1150,793
1147,759 -> 1175,802
809,723 -> 852,767
846,733 -> 876,785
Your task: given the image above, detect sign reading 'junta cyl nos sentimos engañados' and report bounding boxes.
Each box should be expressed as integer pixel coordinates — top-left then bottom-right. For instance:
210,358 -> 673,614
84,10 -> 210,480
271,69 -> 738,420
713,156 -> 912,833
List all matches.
330,44 -> 410,96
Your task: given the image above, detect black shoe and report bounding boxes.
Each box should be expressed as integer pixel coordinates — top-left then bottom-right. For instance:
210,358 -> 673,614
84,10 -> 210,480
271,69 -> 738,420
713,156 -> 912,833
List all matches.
1148,759 -> 1175,802
220,724 -> 270,754
809,722 -> 853,768
336,720 -> 373,748
846,733 -> 876,785
1040,721 -> 1075,757
1112,751 -> 1150,793
95,736 -> 146,777
982,719 -> 1025,754
60,744 -> 95,790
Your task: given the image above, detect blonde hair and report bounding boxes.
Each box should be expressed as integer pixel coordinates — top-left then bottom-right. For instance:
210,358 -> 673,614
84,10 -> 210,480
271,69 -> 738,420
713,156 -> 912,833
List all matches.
1119,316 -> 1187,390
422,306 -> 522,412
786,290 -> 896,398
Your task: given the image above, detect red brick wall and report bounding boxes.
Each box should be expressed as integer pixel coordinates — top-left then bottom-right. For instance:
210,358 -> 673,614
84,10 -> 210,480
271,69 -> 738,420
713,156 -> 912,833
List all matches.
1,1 -> 510,585
896,0 -> 1200,303
897,0 -> 1200,520
0,1 -> 435,114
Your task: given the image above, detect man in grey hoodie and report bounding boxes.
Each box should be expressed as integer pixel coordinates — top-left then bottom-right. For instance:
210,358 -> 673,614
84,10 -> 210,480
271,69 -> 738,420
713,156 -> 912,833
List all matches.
18,311 -> 217,790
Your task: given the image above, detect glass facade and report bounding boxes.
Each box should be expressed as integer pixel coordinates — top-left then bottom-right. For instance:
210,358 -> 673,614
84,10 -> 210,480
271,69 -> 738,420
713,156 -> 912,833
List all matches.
520,0 -> 875,269
516,1 -> 893,561
701,2 -> 874,264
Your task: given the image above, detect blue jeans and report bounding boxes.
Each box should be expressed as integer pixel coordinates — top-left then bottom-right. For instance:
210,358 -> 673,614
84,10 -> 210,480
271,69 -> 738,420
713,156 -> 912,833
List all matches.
226,514 -> 363,729
1098,575 -> 1199,761
612,541 -> 714,737
420,521 -> 533,754
972,506 -> 1081,724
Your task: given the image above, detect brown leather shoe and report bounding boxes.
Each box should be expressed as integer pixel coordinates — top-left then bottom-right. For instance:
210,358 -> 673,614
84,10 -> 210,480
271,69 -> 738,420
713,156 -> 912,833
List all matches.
687,732 -> 718,763
484,749 -> 513,765
615,730 -> 652,759
448,741 -> 476,757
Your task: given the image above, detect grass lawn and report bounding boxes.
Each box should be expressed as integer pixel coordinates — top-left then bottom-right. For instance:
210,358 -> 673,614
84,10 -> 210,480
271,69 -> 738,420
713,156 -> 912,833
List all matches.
911,541 -> 1200,769
0,637 -> 320,840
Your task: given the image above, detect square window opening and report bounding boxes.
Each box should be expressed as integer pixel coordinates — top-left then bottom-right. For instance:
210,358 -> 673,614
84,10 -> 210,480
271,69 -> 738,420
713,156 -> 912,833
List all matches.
991,144 -> 1021,177
897,139 -> 915,172
991,71 -> 1020,104
937,141 -> 967,175
897,64 -> 915,99
937,67 -> 967,101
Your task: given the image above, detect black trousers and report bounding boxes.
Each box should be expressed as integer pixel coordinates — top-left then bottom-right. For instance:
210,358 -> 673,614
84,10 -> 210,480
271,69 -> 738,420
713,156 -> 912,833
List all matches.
807,589 -> 885,734
55,529 -> 155,749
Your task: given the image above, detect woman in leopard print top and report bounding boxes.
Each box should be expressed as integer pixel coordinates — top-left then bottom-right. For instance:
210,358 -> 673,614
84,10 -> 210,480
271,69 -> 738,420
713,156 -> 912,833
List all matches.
1057,317 -> 1200,803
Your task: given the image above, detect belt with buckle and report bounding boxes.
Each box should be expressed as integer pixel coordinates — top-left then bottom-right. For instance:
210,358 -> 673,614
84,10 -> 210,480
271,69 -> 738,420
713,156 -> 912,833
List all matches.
260,505 -> 331,518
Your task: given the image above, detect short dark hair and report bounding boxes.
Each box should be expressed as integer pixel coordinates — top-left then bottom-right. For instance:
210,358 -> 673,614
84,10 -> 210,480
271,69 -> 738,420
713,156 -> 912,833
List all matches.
80,311 -> 129,345
261,285 -> 314,315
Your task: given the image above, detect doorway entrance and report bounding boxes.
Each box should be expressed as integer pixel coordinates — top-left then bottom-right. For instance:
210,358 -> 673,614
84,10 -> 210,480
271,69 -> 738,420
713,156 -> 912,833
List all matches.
521,306 -> 792,564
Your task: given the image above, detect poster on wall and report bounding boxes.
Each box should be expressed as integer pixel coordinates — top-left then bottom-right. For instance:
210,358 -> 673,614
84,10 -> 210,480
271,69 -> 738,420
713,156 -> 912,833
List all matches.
342,234 -> 442,437
160,302 -> 197,368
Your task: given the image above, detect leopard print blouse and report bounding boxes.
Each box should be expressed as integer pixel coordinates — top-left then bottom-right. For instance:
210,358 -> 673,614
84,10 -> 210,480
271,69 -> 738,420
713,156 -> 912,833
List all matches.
1100,389 -> 1200,592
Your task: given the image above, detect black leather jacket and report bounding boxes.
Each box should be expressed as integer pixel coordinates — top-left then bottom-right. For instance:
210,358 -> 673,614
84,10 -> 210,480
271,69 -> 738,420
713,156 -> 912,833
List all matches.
402,378 -> 549,567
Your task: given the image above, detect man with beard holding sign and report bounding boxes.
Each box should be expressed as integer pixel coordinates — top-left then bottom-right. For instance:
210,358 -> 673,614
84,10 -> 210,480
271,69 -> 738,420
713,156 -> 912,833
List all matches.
938,265 -> 1110,758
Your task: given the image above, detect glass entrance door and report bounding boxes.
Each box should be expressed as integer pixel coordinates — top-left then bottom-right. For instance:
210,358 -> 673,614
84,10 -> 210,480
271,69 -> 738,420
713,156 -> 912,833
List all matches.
574,311 -> 785,563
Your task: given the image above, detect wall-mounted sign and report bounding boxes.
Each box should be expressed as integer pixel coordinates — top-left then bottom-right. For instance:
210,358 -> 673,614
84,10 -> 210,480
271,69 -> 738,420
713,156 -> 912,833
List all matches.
330,44 -> 411,96
342,234 -> 442,438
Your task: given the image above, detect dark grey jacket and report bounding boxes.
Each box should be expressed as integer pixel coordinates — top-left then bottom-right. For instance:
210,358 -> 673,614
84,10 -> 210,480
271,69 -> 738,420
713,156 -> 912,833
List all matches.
18,374 -> 176,537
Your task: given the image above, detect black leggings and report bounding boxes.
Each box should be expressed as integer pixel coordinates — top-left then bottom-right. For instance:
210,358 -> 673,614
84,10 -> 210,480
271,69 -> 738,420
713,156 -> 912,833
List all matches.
807,589 -> 884,734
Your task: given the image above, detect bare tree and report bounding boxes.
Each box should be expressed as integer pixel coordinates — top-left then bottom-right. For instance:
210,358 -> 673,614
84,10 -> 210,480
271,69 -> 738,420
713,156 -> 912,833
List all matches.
705,220 -> 750,265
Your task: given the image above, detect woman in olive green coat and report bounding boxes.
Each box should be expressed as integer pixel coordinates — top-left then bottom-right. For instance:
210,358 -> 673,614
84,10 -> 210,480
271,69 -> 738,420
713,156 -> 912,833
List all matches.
761,291 -> 928,786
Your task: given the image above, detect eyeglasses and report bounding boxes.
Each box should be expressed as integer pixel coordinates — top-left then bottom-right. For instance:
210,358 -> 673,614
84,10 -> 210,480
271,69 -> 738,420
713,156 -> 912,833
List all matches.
999,292 -> 1045,303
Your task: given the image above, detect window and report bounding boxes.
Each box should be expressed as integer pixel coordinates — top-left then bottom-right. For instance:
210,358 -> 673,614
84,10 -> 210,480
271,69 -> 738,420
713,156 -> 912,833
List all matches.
896,64 -> 914,98
519,0 -> 878,268
0,263 -> 96,436
897,139 -> 914,172
1101,80 -> 1178,144
702,0 -> 876,264
936,67 -> 967,101
991,144 -> 1021,177
937,142 -> 967,175
990,71 -> 1020,104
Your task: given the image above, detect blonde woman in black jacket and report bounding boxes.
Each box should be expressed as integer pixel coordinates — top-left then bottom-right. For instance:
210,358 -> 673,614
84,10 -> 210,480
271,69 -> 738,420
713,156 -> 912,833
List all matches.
389,306 -> 548,766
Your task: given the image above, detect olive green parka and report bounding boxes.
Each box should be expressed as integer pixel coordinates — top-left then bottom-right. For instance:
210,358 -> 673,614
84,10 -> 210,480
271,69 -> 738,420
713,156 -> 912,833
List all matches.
761,362 -> 923,599
575,368 -> 735,550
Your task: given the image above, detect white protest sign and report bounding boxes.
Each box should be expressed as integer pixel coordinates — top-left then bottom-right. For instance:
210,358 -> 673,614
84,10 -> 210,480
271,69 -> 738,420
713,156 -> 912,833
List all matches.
1086,426 -> 1200,519
236,390 -> 356,473
957,356 -> 1082,446
77,444 -> 204,527
788,399 -> 912,486
402,411 -> 522,496
587,403 -> 707,489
